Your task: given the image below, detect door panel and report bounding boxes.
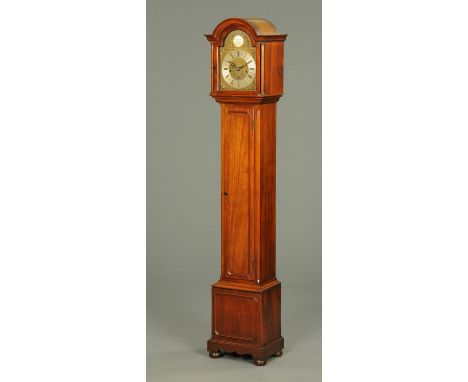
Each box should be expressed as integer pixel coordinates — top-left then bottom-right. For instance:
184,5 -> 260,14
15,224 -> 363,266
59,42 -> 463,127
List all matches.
221,106 -> 255,280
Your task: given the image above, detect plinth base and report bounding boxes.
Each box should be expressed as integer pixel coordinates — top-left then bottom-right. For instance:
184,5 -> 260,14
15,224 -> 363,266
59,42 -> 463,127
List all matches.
207,336 -> 284,366
207,280 -> 283,366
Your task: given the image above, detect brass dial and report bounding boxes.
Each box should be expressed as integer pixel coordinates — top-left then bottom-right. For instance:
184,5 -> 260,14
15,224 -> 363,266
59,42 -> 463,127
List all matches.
221,50 -> 256,89
219,30 -> 256,91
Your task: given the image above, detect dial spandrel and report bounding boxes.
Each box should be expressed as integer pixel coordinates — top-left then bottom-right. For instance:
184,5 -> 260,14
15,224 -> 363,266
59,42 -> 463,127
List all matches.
219,30 -> 256,91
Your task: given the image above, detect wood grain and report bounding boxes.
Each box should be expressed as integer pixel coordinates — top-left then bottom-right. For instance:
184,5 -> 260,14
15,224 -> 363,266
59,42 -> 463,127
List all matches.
221,106 -> 255,281
214,291 -> 258,342
258,103 -> 277,282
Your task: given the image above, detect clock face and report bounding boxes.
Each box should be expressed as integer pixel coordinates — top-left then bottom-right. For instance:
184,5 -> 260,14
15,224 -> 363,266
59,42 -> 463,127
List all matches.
221,50 -> 256,90
219,30 -> 256,91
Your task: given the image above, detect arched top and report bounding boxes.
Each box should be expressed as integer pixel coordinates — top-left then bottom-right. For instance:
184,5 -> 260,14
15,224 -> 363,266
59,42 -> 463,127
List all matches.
205,18 -> 287,44
240,18 -> 278,35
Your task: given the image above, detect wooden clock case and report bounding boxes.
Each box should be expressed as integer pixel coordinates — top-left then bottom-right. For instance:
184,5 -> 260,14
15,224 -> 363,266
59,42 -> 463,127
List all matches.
205,18 -> 287,366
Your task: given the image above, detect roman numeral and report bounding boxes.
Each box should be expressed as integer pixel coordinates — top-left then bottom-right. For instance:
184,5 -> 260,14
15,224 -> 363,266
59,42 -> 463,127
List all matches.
247,60 -> 252,64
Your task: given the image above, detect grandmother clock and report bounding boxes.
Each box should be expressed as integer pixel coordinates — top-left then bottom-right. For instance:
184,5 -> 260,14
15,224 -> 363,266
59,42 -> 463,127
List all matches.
205,18 -> 287,366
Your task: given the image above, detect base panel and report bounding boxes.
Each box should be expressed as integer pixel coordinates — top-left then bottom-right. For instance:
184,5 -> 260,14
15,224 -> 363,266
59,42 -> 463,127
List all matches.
207,282 -> 283,364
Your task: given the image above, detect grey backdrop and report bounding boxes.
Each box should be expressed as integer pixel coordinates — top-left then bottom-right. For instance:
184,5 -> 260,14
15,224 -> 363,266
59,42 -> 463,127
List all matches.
147,0 -> 321,381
